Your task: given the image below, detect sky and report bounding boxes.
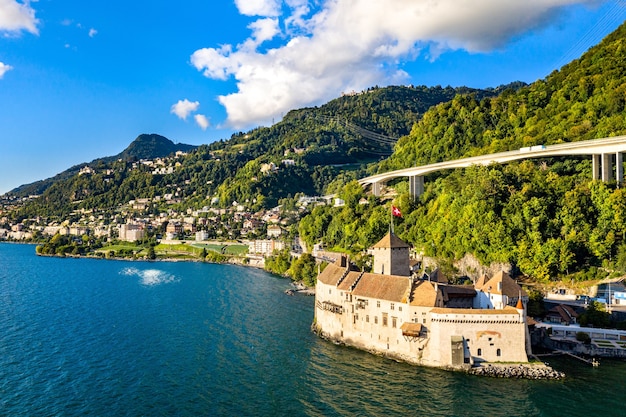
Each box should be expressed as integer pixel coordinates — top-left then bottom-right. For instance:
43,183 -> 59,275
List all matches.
1,0 -> 625,195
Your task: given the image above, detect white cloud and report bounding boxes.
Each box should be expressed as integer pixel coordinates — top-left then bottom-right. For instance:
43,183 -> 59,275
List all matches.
89,28 -> 97,38
248,17 -> 280,45
0,61 -> 13,78
235,0 -> 281,17
170,99 -> 200,120
0,0 -> 39,34
194,114 -> 210,130
192,0 -> 599,129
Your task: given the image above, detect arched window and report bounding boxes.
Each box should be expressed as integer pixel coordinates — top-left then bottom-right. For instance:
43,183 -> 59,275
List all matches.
477,348 -> 482,356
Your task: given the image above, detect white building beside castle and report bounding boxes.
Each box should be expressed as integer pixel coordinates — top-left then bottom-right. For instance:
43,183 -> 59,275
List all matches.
314,232 -> 529,368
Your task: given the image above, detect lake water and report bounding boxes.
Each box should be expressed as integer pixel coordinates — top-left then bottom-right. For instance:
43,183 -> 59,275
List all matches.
1,243 -> 624,416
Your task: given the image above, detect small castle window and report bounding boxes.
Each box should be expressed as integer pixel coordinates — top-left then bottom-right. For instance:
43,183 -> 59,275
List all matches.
497,349 -> 501,357
377,301 -> 381,308
477,348 -> 482,356
391,303 -> 395,310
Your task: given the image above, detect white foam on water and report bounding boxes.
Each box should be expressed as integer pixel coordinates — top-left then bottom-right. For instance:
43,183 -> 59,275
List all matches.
120,267 -> 178,286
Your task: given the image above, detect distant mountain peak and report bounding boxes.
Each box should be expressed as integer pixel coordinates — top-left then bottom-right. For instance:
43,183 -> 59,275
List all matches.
7,133 -> 197,196
116,133 -> 196,161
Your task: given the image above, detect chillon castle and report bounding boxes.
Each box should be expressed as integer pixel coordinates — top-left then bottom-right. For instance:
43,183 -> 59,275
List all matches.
313,232 -> 530,368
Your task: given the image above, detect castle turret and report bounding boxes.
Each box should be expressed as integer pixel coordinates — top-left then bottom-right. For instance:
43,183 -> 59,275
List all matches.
371,232 -> 411,276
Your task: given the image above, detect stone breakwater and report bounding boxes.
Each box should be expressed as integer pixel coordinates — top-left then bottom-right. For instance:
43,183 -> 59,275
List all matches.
468,363 -> 565,380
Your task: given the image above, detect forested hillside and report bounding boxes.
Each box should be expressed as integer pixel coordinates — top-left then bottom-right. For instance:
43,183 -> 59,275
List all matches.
7,85 -> 500,221
10,134 -> 197,198
380,23 -> 626,171
299,22 -> 626,283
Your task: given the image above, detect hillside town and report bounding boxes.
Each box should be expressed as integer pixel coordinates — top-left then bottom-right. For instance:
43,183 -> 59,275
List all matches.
0,154 -> 350,265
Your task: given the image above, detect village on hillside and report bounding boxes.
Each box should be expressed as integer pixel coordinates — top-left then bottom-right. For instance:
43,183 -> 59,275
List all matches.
0,152 -> 352,267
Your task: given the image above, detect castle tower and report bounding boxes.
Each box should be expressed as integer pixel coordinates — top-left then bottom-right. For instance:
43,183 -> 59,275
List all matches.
371,232 -> 411,276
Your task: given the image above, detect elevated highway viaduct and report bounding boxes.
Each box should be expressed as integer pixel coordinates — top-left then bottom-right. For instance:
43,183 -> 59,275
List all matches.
359,135 -> 626,198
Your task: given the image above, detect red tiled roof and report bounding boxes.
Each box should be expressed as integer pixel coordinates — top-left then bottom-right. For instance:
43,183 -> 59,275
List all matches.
546,304 -> 578,322
478,271 -> 527,297
337,271 -> 362,291
410,280 -> 439,307
401,322 -> 422,337
316,262 -> 348,286
352,273 -> 411,302
441,284 -> 476,298
372,232 -> 410,249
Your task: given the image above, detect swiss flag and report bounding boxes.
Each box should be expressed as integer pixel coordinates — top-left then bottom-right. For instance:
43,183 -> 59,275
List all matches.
392,206 -> 402,217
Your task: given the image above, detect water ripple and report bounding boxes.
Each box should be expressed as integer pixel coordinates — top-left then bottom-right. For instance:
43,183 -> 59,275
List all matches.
120,266 -> 179,286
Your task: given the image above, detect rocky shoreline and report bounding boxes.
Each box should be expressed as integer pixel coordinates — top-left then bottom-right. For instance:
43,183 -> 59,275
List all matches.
284,281 -> 315,296
467,363 -> 565,380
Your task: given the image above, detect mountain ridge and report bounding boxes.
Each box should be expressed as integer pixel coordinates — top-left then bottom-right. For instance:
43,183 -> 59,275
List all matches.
9,134 -> 196,197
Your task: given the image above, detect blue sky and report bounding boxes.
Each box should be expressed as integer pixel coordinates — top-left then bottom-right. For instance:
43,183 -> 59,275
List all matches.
0,0 -> 625,195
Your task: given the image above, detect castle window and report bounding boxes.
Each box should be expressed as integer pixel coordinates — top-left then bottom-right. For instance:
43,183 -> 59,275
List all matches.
377,301 -> 381,308
374,316 -> 378,324
366,315 -> 370,323
398,306 -> 402,312
392,317 -> 397,328
477,348 -> 482,356
382,313 -> 388,327
390,303 -> 395,310
497,348 -> 501,357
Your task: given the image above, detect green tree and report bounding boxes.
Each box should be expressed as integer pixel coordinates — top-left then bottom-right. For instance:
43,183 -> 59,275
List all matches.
526,289 -> 546,318
579,301 -> 611,328
265,249 -> 292,276
288,253 -> 318,287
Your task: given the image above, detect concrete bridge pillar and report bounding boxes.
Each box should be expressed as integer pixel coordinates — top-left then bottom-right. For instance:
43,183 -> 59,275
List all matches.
409,175 -> 424,199
602,153 -> 613,182
617,152 -> 624,186
592,155 -> 601,180
593,153 -> 624,184
615,152 -> 624,185
372,182 -> 381,197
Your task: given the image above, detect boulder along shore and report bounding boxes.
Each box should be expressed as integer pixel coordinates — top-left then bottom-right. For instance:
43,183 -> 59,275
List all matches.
468,363 -> 565,380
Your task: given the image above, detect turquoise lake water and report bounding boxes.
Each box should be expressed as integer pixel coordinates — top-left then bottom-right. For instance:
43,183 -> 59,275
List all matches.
1,243 -> 624,416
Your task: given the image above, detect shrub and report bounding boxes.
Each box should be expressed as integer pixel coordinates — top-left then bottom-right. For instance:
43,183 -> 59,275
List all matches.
576,332 -> 591,344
